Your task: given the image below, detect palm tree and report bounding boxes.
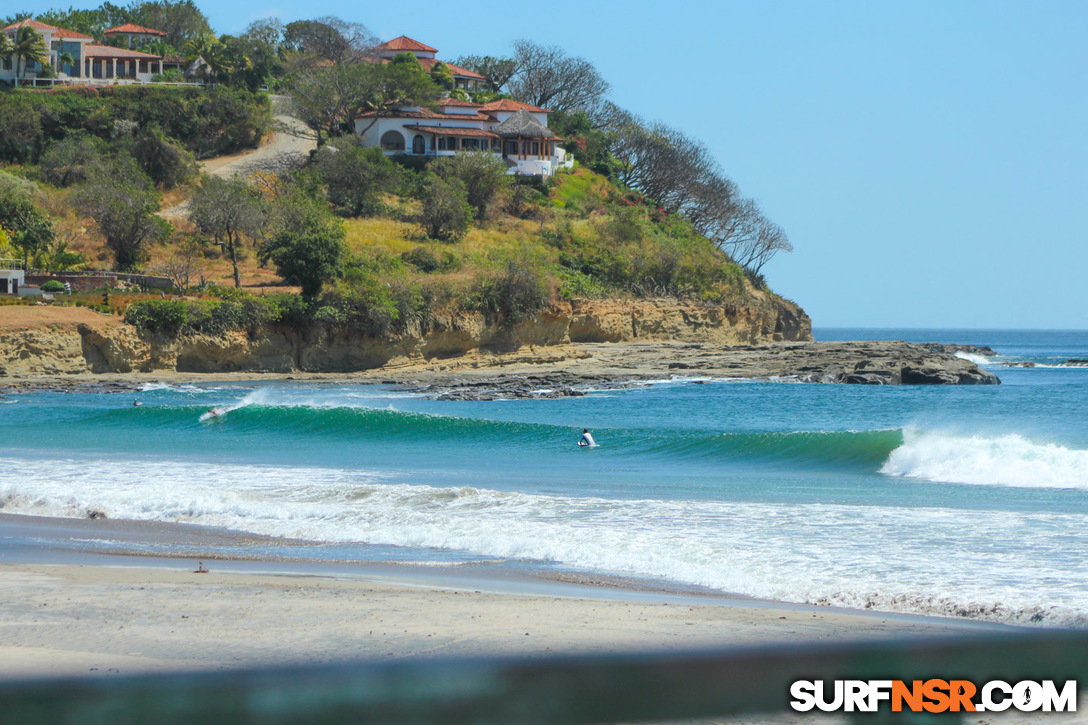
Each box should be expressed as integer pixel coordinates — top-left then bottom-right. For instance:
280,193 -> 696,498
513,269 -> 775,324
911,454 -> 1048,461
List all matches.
57,51 -> 74,76
0,32 -> 14,74
12,26 -> 49,85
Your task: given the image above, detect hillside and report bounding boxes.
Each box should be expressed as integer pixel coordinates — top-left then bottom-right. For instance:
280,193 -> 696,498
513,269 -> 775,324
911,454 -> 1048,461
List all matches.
0,83 -> 813,379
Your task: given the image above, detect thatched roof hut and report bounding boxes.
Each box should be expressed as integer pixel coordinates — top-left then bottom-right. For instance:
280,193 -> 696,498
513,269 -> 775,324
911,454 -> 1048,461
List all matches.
493,109 -> 558,139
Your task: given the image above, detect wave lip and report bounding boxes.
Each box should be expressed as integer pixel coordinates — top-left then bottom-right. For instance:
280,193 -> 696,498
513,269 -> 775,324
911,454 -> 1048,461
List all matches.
881,430 -> 1088,489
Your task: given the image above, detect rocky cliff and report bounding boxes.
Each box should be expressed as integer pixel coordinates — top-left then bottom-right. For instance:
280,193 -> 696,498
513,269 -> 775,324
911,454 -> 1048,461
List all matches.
0,295 -> 811,377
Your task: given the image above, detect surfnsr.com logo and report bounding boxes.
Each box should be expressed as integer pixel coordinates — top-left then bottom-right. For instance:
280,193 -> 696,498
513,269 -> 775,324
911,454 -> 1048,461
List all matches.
790,679 -> 1077,713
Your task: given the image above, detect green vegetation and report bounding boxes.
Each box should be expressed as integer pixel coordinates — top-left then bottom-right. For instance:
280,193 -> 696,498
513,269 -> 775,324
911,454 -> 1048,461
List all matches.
0,8 -> 796,345
0,86 -> 271,164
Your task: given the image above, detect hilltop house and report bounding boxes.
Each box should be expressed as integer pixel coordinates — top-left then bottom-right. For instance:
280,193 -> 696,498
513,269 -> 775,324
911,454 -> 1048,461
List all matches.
356,37 -> 572,177
103,23 -> 166,49
371,36 -> 488,93
1,18 -> 165,85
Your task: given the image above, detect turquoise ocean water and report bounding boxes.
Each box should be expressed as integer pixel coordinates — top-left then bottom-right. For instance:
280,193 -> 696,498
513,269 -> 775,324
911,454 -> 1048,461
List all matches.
1,328 -> 1086,626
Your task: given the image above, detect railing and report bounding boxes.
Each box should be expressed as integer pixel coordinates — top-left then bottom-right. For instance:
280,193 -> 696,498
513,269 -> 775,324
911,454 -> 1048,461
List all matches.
0,258 -> 24,271
1,632 -> 1085,724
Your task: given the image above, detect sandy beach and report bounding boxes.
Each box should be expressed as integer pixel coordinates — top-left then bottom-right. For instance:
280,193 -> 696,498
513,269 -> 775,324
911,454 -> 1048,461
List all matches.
0,513 -> 989,682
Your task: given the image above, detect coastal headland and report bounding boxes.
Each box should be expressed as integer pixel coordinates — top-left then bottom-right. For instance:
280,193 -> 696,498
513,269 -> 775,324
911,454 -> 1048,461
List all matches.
0,304 -> 998,391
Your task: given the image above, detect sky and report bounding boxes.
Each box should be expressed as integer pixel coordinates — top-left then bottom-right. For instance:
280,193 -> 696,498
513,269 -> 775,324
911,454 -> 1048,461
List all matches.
49,1 -> 1088,328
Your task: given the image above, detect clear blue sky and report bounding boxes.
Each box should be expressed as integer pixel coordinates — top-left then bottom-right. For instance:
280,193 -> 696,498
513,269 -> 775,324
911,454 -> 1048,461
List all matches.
66,1 -> 1088,327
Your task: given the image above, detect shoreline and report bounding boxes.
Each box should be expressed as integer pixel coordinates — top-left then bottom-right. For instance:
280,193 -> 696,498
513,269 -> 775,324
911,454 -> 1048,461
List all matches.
0,512 -> 1001,681
0,339 -> 1000,397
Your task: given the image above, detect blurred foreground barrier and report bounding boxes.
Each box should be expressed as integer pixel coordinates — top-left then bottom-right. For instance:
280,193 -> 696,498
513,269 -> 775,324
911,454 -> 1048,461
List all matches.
2,632 -> 1087,724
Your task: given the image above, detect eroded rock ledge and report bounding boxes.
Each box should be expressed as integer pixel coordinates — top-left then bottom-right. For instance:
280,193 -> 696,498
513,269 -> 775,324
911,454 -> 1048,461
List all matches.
397,340 -> 999,399
0,301 -> 999,389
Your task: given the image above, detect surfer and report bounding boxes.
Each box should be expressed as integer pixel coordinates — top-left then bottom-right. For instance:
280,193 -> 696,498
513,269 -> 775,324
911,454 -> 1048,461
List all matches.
133,399 -> 142,407
578,429 -> 596,448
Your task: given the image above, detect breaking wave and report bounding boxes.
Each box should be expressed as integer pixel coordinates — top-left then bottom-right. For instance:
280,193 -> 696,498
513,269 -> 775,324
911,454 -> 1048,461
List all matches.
881,430 -> 1088,489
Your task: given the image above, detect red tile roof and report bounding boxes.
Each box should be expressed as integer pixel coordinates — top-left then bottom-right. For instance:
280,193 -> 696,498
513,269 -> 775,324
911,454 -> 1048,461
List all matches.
404,125 -> 498,139
417,57 -> 486,80
357,108 -> 493,121
104,23 -> 166,36
437,97 -> 481,108
3,18 -> 92,40
374,36 -> 437,53
83,44 -> 163,59
374,55 -> 488,80
480,99 -> 552,114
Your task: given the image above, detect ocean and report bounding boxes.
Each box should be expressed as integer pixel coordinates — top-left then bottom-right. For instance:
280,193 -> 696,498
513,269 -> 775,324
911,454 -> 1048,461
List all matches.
1,328 -> 1086,627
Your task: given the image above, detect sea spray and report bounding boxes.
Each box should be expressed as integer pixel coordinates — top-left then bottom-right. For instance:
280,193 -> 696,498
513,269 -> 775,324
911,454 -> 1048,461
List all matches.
881,430 -> 1088,489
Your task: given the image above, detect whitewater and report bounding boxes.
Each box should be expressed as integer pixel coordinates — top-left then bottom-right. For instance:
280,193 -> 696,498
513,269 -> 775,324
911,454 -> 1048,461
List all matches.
1,328 -> 1086,627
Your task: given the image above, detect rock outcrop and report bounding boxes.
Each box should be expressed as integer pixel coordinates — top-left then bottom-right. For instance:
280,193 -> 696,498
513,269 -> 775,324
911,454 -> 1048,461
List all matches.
0,298 -> 999,387
2,295 -> 810,377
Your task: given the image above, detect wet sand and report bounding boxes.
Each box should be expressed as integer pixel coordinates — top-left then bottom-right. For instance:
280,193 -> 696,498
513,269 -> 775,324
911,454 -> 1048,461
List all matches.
0,513 -> 994,681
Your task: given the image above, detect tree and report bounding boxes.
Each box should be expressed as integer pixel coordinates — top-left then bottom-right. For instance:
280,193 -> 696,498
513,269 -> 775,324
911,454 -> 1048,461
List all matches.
507,40 -> 610,113
0,32 -> 13,69
417,174 -> 473,242
260,194 -> 345,297
75,160 -> 170,271
288,60 -> 442,146
183,31 -> 231,82
235,18 -> 285,90
429,60 -> 453,90
431,152 -> 511,221
40,133 -> 108,187
11,25 -> 48,85
188,175 -> 267,288
130,0 -> 212,50
453,55 -> 516,92
282,17 -> 375,64
153,238 -> 204,292
315,142 -> 400,217
0,171 -> 54,270
129,125 -> 198,189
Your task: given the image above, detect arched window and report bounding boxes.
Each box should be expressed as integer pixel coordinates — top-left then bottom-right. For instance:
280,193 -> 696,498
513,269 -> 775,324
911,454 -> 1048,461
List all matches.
412,134 -> 426,154
381,130 -> 405,151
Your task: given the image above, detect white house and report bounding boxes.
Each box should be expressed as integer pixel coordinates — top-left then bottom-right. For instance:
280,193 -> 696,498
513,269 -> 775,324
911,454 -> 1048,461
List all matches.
1,18 -> 164,86
0,260 -> 24,296
355,87 -> 572,176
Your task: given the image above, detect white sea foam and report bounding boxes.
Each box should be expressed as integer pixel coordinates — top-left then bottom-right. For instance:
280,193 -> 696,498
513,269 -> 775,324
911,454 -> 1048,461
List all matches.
881,430 -> 1088,489
138,382 -> 230,394
2,454 -> 1087,626
954,351 -> 994,366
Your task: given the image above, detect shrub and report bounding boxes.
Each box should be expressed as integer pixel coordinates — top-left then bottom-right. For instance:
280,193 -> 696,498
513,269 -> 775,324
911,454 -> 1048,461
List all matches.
40,132 -> 107,187
432,151 -> 511,221
41,280 -> 66,292
316,143 -> 401,217
124,299 -> 189,336
128,125 -> 198,189
400,245 -> 459,273
471,257 -> 550,322
417,174 -> 472,242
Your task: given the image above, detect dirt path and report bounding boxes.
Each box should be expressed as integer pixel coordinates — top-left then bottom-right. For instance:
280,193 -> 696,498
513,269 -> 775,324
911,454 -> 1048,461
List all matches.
160,104 -> 313,218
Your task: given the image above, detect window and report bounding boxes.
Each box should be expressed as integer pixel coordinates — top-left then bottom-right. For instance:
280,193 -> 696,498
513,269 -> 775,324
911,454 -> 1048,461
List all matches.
532,142 -> 540,155
413,135 -> 426,154
505,140 -> 517,155
380,130 -> 405,151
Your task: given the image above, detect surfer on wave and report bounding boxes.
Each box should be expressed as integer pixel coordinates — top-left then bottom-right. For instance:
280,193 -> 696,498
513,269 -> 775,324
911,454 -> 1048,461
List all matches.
578,429 -> 596,448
